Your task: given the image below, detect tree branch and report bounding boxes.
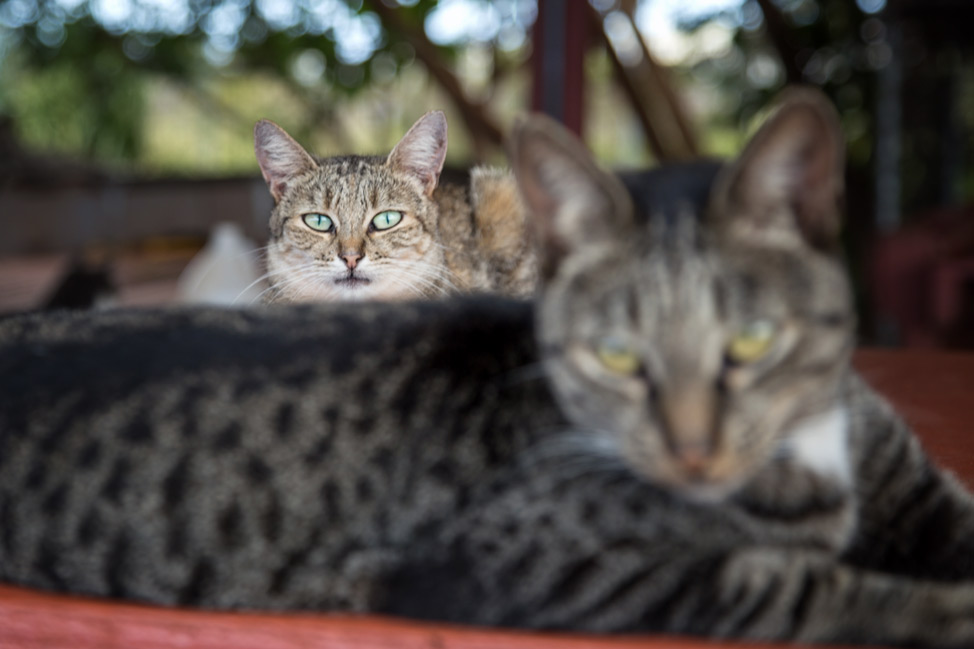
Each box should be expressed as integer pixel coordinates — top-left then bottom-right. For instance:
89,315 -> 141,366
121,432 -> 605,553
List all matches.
593,5 -> 699,162
368,2 -> 505,157
754,0 -> 803,84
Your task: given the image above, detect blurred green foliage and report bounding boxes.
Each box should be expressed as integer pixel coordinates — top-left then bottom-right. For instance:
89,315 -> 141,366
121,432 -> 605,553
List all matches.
682,0 -> 882,167
0,0 -> 895,188
0,0 -> 489,170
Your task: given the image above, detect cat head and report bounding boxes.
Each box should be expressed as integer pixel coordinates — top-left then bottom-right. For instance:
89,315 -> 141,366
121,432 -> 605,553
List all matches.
255,112 -> 450,302
510,88 -> 854,500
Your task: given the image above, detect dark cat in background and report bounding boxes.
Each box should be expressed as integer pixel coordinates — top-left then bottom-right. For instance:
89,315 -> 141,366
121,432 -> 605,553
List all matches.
42,258 -> 115,310
4,90 -> 974,647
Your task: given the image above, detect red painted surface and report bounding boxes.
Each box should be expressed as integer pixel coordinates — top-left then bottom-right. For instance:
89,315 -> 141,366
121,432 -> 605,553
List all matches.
855,348 -> 974,481
0,585 -> 828,649
2,349 -> 968,649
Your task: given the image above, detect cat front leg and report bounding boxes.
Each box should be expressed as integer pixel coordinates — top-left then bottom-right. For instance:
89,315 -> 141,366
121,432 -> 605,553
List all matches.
668,547 -> 974,648
385,535 -> 974,647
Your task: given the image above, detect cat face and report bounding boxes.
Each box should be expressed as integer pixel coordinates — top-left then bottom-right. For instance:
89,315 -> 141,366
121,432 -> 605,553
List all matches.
511,89 -> 854,500
255,112 -> 451,302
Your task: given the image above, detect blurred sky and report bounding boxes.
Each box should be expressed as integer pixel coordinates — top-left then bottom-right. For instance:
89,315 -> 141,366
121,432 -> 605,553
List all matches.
428,0 -> 750,63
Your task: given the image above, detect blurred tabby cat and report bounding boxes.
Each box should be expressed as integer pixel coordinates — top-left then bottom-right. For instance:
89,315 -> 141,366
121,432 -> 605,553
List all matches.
5,89 -> 974,647
255,112 -> 535,302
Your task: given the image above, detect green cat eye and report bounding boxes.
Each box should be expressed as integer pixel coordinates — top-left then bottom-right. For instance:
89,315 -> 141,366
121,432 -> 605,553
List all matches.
727,320 -> 776,364
303,213 -> 334,232
596,338 -> 641,375
371,210 -> 403,231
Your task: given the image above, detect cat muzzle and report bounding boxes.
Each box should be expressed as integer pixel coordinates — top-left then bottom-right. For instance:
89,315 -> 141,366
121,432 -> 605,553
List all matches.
335,273 -> 372,287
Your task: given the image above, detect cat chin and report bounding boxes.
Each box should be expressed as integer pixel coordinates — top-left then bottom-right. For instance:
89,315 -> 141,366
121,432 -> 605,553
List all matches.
678,482 -> 743,504
330,281 -> 383,301
625,457 -> 749,504
330,276 -> 415,301
651,473 -> 747,504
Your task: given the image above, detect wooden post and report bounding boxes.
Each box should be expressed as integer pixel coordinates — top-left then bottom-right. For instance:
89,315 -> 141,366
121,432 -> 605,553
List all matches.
531,0 -> 588,135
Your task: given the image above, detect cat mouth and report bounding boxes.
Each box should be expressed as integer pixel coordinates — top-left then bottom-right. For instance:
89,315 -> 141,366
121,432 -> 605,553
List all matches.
334,275 -> 372,287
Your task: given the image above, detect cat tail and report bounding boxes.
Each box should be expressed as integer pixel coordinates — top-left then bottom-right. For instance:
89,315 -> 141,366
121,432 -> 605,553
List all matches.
842,374 -> 974,580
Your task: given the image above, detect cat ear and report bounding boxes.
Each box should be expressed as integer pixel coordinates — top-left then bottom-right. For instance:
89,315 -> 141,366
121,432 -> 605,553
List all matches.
508,114 -> 633,279
254,120 -> 318,203
386,111 -> 448,196
710,88 -> 845,251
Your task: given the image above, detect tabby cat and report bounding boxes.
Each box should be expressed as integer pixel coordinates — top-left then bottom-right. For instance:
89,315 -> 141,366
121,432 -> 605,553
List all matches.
255,112 -> 535,302
4,89 -> 974,648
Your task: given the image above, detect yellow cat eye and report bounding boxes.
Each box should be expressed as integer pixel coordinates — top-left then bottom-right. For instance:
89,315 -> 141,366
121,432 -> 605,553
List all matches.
371,210 -> 403,231
727,320 -> 776,364
303,213 -> 334,232
596,339 -> 641,375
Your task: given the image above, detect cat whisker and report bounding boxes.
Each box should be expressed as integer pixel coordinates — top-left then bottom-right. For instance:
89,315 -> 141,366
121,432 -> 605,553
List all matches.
376,271 -> 424,298
214,244 -> 270,264
523,428 -> 624,472
230,269 -> 278,305
541,455 -> 632,488
257,260 -> 319,287
180,244 -> 271,299
252,269 -> 318,304
397,256 -> 461,279
385,262 -> 454,296
383,273 -> 430,299
254,266 -> 338,304
431,242 -> 461,253
412,268 -> 460,293
242,245 -> 271,259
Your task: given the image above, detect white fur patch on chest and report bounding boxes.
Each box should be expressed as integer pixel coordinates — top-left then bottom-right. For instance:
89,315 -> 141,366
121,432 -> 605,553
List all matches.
779,407 -> 852,486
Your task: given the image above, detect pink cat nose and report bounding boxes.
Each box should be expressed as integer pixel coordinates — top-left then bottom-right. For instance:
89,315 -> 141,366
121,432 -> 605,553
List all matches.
341,252 -> 363,270
673,442 -> 713,476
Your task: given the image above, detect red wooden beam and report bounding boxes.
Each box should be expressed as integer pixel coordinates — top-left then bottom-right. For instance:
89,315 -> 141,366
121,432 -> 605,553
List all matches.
530,0 -> 589,136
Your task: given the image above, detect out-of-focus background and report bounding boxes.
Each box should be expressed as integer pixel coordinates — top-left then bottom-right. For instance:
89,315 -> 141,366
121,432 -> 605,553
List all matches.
0,0 -> 972,347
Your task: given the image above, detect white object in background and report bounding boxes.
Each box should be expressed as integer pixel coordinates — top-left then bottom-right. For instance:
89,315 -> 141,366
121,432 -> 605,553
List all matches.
177,223 -> 267,306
